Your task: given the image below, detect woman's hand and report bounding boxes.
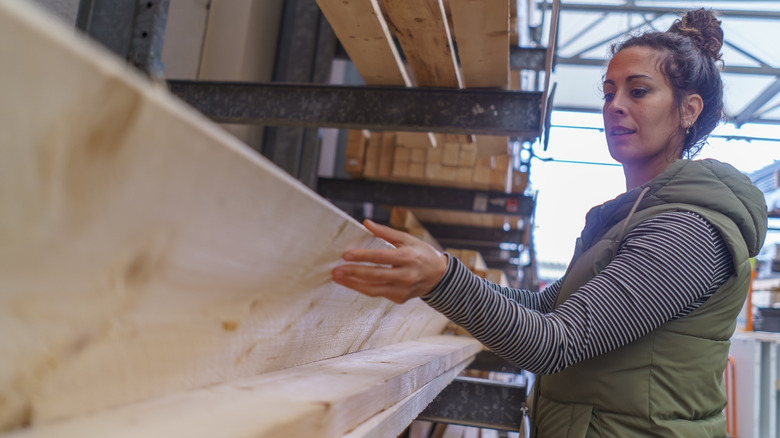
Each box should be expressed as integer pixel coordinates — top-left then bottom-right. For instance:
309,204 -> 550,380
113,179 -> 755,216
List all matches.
332,219 -> 448,304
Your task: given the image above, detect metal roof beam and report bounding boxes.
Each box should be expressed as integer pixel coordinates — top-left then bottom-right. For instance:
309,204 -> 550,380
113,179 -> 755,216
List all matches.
724,40 -> 773,68
538,2 -> 780,20
734,77 -> 780,127
564,14 -> 662,59
558,13 -> 609,52
556,57 -> 780,77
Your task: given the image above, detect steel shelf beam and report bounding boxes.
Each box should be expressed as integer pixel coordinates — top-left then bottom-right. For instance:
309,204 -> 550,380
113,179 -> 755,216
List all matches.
424,223 -> 525,245
168,81 -> 543,136
437,243 -> 520,258
317,179 -> 535,216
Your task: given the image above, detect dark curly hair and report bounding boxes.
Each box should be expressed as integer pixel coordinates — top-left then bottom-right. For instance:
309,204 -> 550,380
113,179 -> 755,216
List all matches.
610,8 -> 724,157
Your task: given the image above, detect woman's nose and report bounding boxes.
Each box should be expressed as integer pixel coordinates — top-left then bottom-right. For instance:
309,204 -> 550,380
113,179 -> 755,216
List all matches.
609,92 -> 627,115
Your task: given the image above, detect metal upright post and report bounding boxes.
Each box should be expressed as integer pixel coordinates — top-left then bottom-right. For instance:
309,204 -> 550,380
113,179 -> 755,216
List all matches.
76,0 -> 170,77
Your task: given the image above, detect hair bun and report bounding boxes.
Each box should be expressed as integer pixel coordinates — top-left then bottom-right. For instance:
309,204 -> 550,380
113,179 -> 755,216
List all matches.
668,8 -> 723,61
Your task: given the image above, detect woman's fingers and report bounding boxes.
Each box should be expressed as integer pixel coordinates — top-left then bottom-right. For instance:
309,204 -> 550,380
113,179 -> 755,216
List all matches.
363,219 -> 414,246
332,268 -> 416,304
343,246 -> 411,266
333,220 -> 449,303
333,262 -> 403,284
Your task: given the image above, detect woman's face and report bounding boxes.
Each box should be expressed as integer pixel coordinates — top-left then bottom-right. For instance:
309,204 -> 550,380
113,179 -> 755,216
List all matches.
602,46 -> 685,172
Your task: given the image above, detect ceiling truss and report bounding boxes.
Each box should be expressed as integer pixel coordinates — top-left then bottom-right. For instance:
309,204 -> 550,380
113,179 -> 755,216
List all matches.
537,1 -> 780,126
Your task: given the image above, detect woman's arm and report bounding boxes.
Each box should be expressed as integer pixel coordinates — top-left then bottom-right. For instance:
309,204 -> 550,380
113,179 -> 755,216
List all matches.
419,211 -> 732,374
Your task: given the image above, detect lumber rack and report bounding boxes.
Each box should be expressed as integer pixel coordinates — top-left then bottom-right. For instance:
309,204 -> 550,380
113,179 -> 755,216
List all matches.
66,0 -> 559,436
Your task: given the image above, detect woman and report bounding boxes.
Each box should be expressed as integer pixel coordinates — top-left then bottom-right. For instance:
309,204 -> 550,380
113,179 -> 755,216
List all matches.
332,9 -> 767,437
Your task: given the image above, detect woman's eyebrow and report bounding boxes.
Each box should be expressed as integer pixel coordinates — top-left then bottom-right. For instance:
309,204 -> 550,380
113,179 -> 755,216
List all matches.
603,74 -> 653,87
626,74 -> 653,82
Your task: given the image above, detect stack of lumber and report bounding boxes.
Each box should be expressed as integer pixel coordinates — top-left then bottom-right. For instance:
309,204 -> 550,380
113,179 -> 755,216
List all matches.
321,0 -> 531,194
322,0 -> 534,288
0,2 -> 482,437
389,208 -> 444,251
348,131 -> 528,194
447,249 -> 489,274
446,249 -> 510,288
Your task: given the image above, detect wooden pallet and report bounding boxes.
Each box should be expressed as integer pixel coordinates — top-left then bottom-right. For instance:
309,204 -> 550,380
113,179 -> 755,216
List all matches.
0,2 -> 480,435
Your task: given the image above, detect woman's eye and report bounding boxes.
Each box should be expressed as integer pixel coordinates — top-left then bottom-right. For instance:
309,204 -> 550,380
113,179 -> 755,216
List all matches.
630,88 -> 648,98
603,92 -> 614,102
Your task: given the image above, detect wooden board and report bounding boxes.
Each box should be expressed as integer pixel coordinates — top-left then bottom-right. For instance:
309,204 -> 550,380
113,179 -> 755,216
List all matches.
344,347 -> 473,438
0,1 -> 448,431
449,0 -> 510,89
447,249 -> 488,272
8,336 -> 481,438
379,132 -> 397,178
363,131 -> 382,177
345,129 -> 370,177
409,208 -> 523,230
383,0 -> 463,88
475,135 -> 510,157
315,0 -> 410,86
389,208 -> 444,251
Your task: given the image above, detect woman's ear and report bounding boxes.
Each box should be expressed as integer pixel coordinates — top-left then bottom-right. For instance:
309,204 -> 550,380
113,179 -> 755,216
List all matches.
681,93 -> 704,127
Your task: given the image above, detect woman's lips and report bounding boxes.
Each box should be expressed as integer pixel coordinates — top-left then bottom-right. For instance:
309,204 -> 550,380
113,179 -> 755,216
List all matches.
609,126 -> 636,136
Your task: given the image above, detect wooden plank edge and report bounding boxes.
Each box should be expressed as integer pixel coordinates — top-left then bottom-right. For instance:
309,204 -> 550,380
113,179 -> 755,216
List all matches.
0,0 -> 449,429
343,357 -> 472,438
5,336 -> 481,438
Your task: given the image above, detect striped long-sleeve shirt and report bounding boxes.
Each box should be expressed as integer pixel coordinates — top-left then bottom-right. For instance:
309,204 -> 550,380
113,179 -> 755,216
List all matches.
421,210 -> 734,375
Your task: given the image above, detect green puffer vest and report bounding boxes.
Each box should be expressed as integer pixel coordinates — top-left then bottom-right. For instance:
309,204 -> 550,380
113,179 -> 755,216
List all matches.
533,159 -> 767,438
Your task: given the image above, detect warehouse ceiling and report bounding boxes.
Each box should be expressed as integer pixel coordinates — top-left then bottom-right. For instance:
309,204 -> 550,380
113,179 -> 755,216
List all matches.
537,0 -> 780,126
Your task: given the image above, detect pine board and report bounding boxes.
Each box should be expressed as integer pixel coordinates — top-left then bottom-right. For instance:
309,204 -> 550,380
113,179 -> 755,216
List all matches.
449,0 -> 510,89
344,349 -> 472,438
389,208 -> 444,251
6,337 -> 481,438
409,208 -> 523,230
0,1 -> 448,431
315,0 -> 410,86
383,0 -> 463,88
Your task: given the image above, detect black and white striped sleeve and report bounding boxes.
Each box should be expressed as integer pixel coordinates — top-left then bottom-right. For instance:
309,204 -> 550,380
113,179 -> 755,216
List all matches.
421,211 -> 733,375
